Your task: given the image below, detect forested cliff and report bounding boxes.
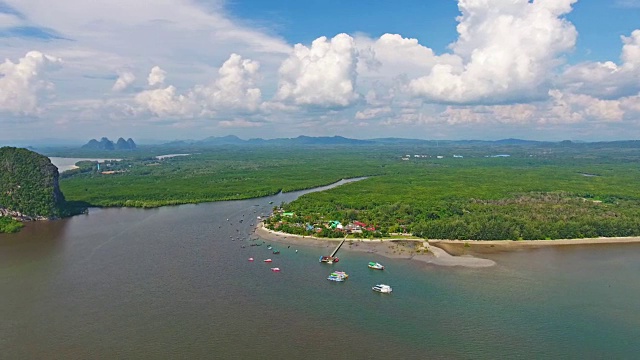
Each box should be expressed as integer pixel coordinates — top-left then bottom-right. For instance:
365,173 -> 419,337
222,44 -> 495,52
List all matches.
0,147 -> 66,224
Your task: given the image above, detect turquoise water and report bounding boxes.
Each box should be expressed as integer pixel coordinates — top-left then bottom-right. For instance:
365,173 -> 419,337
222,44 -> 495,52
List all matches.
2,182 -> 640,358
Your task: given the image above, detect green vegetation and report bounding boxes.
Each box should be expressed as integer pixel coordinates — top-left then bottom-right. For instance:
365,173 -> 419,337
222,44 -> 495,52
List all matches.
279,155 -> 640,240
55,142 -> 640,240
59,148 -> 386,207
0,217 -> 23,233
1,147 -> 66,219
0,147 -> 86,233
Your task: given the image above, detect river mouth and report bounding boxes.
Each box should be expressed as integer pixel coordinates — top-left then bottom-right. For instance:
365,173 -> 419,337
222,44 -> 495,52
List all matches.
2,176 -> 640,358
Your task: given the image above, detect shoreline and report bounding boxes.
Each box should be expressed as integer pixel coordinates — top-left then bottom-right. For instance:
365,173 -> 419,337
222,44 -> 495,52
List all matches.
254,224 -> 640,266
253,224 -> 496,268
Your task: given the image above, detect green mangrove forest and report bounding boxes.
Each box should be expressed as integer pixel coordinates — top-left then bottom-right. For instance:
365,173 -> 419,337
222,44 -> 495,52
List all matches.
53,141 -> 640,240
0,217 -> 23,233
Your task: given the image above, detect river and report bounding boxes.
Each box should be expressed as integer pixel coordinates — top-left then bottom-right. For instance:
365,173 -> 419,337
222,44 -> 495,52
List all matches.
1,179 -> 640,358
49,157 -> 122,173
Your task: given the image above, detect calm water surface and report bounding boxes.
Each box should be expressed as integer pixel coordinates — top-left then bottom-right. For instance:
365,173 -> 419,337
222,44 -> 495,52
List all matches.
2,179 -> 640,359
49,157 -> 122,172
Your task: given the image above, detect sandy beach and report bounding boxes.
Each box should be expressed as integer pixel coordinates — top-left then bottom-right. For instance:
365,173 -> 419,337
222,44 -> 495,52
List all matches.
255,223 -> 640,267
253,224 -> 497,268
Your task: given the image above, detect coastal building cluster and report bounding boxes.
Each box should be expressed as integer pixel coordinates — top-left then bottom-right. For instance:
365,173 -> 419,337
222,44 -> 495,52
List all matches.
264,209 -> 381,238
400,154 -> 458,160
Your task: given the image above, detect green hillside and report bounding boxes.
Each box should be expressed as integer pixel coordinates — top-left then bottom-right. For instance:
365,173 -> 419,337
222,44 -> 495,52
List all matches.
0,147 -> 70,232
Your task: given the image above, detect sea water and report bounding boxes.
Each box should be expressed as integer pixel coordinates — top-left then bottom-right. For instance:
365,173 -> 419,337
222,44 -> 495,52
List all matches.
1,181 -> 639,358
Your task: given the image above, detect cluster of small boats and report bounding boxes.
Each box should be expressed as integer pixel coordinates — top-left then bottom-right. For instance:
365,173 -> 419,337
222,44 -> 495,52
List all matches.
236,211 -> 392,293
322,262 -> 392,293
366,262 -> 391,292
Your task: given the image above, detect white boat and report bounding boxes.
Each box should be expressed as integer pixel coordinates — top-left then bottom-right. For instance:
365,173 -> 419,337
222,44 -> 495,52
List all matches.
368,262 -> 384,270
327,275 -> 345,282
372,284 -> 392,293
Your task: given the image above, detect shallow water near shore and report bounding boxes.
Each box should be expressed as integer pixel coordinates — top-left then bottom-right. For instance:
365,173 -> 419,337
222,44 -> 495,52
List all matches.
2,179 -> 640,358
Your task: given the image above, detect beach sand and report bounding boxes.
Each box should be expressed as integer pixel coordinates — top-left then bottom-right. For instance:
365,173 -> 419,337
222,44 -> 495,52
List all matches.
255,224 -> 640,267
253,224 -> 496,268
429,237 -> 640,256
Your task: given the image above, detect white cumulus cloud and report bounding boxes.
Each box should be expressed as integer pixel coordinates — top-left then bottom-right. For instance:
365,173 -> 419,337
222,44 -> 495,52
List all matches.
561,30 -> 640,98
135,53 -> 262,117
0,51 -> 61,115
194,53 -> 262,112
276,33 -> 359,107
409,0 -> 578,104
134,85 -> 196,117
356,33 -> 462,80
147,66 -> 167,87
548,90 -> 625,123
112,71 -> 136,92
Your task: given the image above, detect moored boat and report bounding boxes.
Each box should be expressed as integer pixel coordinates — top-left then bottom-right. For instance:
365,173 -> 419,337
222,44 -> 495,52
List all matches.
319,256 -> 339,264
271,267 -> 280,272
368,262 -> 384,270
248,257 -> 254,261
272,250 -> 280,254
327,274 -> 345,282
264,259 -> 272,263
331,271 -> 349,279
372,284 -> 392,293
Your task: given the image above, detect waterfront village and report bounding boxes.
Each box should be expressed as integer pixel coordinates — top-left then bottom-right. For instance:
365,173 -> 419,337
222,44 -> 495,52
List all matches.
263,208 -> 395,239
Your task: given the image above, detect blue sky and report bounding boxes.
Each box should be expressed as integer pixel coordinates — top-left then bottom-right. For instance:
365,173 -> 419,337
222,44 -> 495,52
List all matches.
225,0 -> 460,52
0,0 -> 639,143
227,0 -> 637,62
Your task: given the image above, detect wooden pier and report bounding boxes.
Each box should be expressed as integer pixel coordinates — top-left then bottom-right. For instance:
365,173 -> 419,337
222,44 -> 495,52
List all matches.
330,237 -> 346,258
320,237 -> 347,264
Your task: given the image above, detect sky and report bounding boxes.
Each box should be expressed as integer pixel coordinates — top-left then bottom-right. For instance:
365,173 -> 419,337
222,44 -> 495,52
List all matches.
1,0 -> 639,144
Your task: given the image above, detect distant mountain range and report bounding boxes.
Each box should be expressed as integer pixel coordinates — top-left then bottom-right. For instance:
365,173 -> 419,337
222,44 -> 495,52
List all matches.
73,135 -> 640,149
81,137 -> 137,150
156,135 -> 564,147
162,135 -> 375,147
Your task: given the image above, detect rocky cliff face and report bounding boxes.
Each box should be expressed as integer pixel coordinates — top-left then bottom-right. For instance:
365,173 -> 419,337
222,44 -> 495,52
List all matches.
0,147 -> 66,220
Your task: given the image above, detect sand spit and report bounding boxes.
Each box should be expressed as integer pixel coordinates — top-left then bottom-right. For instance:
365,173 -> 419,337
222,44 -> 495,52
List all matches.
429,237 -> 640,256
253,224 -> 496,268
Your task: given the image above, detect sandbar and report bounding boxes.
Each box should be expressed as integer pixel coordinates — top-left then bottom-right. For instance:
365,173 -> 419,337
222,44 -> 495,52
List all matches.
429,237 -> 640,256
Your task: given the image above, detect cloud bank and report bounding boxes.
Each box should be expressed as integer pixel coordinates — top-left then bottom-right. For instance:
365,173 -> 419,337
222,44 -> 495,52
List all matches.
1,0 -> 639,140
